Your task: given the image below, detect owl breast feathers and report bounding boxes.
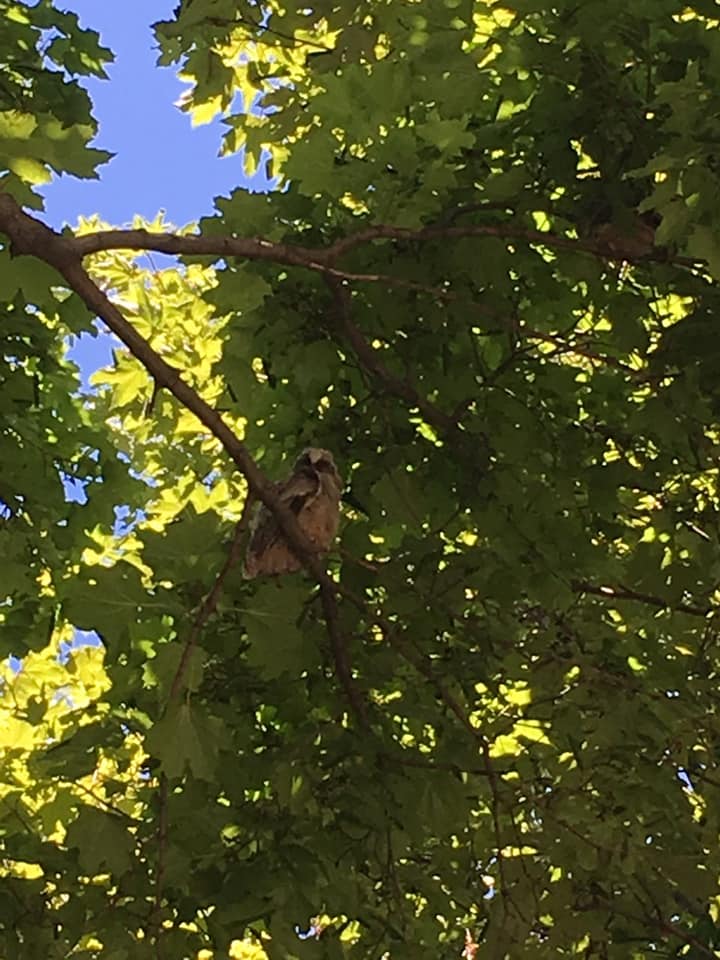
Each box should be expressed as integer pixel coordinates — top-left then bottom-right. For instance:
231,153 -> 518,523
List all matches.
243,448 -> 343,579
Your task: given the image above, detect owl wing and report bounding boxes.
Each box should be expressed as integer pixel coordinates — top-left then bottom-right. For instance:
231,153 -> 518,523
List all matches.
243,468 -> 320,578
277,466 -> 321,511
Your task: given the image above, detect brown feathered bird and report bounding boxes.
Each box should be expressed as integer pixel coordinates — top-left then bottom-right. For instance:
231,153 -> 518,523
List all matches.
243,448 -> 343,579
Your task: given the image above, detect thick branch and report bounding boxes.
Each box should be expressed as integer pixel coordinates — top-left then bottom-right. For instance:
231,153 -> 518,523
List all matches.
0,194 -> 369,726
2,194 -> 697,279
70,216 -> 695,270
74,224 -> 329,271
0,194 -> 323,573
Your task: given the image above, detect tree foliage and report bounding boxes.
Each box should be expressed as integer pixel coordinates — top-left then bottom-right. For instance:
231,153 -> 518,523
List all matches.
2,0 -> 720,958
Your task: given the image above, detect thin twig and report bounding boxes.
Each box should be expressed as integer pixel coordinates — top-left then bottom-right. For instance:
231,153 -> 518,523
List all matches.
325,275 -> 462,436
73,780 -> 141,823
201,11 -> 335,53
154,498 -> 254,951
318,583 -> 370,730
169,499 -> 255,702
382,625 -> 510,906
323,222 -> 696,269
388,753 -> 499,776
573,580 -> 712,618
338,547 -> 380,572
153,774 -> 169,956
592,901 -> 719,960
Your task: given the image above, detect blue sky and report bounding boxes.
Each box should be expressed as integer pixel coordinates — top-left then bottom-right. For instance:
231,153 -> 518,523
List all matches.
42,0 -> 269,229
41,0 -> 270,387
29,1 -> 271,661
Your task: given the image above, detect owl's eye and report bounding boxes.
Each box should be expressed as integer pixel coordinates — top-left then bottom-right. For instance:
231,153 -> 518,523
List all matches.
315,458 -> 336,474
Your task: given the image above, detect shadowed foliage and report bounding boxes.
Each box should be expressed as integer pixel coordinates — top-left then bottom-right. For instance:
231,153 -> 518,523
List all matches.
2,2 -> 720,958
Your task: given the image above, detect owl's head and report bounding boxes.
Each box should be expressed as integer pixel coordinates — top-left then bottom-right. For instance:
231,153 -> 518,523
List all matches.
295,447 -> 342,489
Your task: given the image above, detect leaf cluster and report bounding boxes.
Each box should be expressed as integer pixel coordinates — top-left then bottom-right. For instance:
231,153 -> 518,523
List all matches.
3,2 -> 720,959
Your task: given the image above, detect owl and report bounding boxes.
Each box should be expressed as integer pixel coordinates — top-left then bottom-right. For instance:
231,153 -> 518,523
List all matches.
243,448 -> 343,578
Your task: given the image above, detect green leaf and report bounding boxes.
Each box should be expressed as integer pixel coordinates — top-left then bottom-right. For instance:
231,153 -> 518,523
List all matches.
65,807 -> 134,876
145,703 -> 222,781
686,225 -> 720,280
244,581 -> 314,679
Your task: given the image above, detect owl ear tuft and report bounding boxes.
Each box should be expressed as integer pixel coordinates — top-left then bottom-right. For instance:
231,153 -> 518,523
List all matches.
304,448 -> 337,469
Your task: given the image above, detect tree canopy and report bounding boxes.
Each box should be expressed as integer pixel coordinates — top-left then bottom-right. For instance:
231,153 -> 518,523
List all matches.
3,1 -> 720,958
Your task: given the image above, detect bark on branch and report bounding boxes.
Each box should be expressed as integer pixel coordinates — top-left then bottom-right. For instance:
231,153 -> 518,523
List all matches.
0,192 -> 367,725
0,193 -> 320,570
1,192 -> 691,280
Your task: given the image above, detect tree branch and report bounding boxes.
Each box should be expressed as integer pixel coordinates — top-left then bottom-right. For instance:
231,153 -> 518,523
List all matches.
325,276 -> 462,436
153,773 -> 169,954
74,223 -> 329,270
319,584 -> 370,730
151,499 -> 255,948
67,213 -> 694,270
0,193 -> 368,729
324,222 -> 696,268
382,625 -> 511,907
0,194 -> 324,576
572,580 -> 712,618
2,193 -> 699,283
169,498 -> 255,702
